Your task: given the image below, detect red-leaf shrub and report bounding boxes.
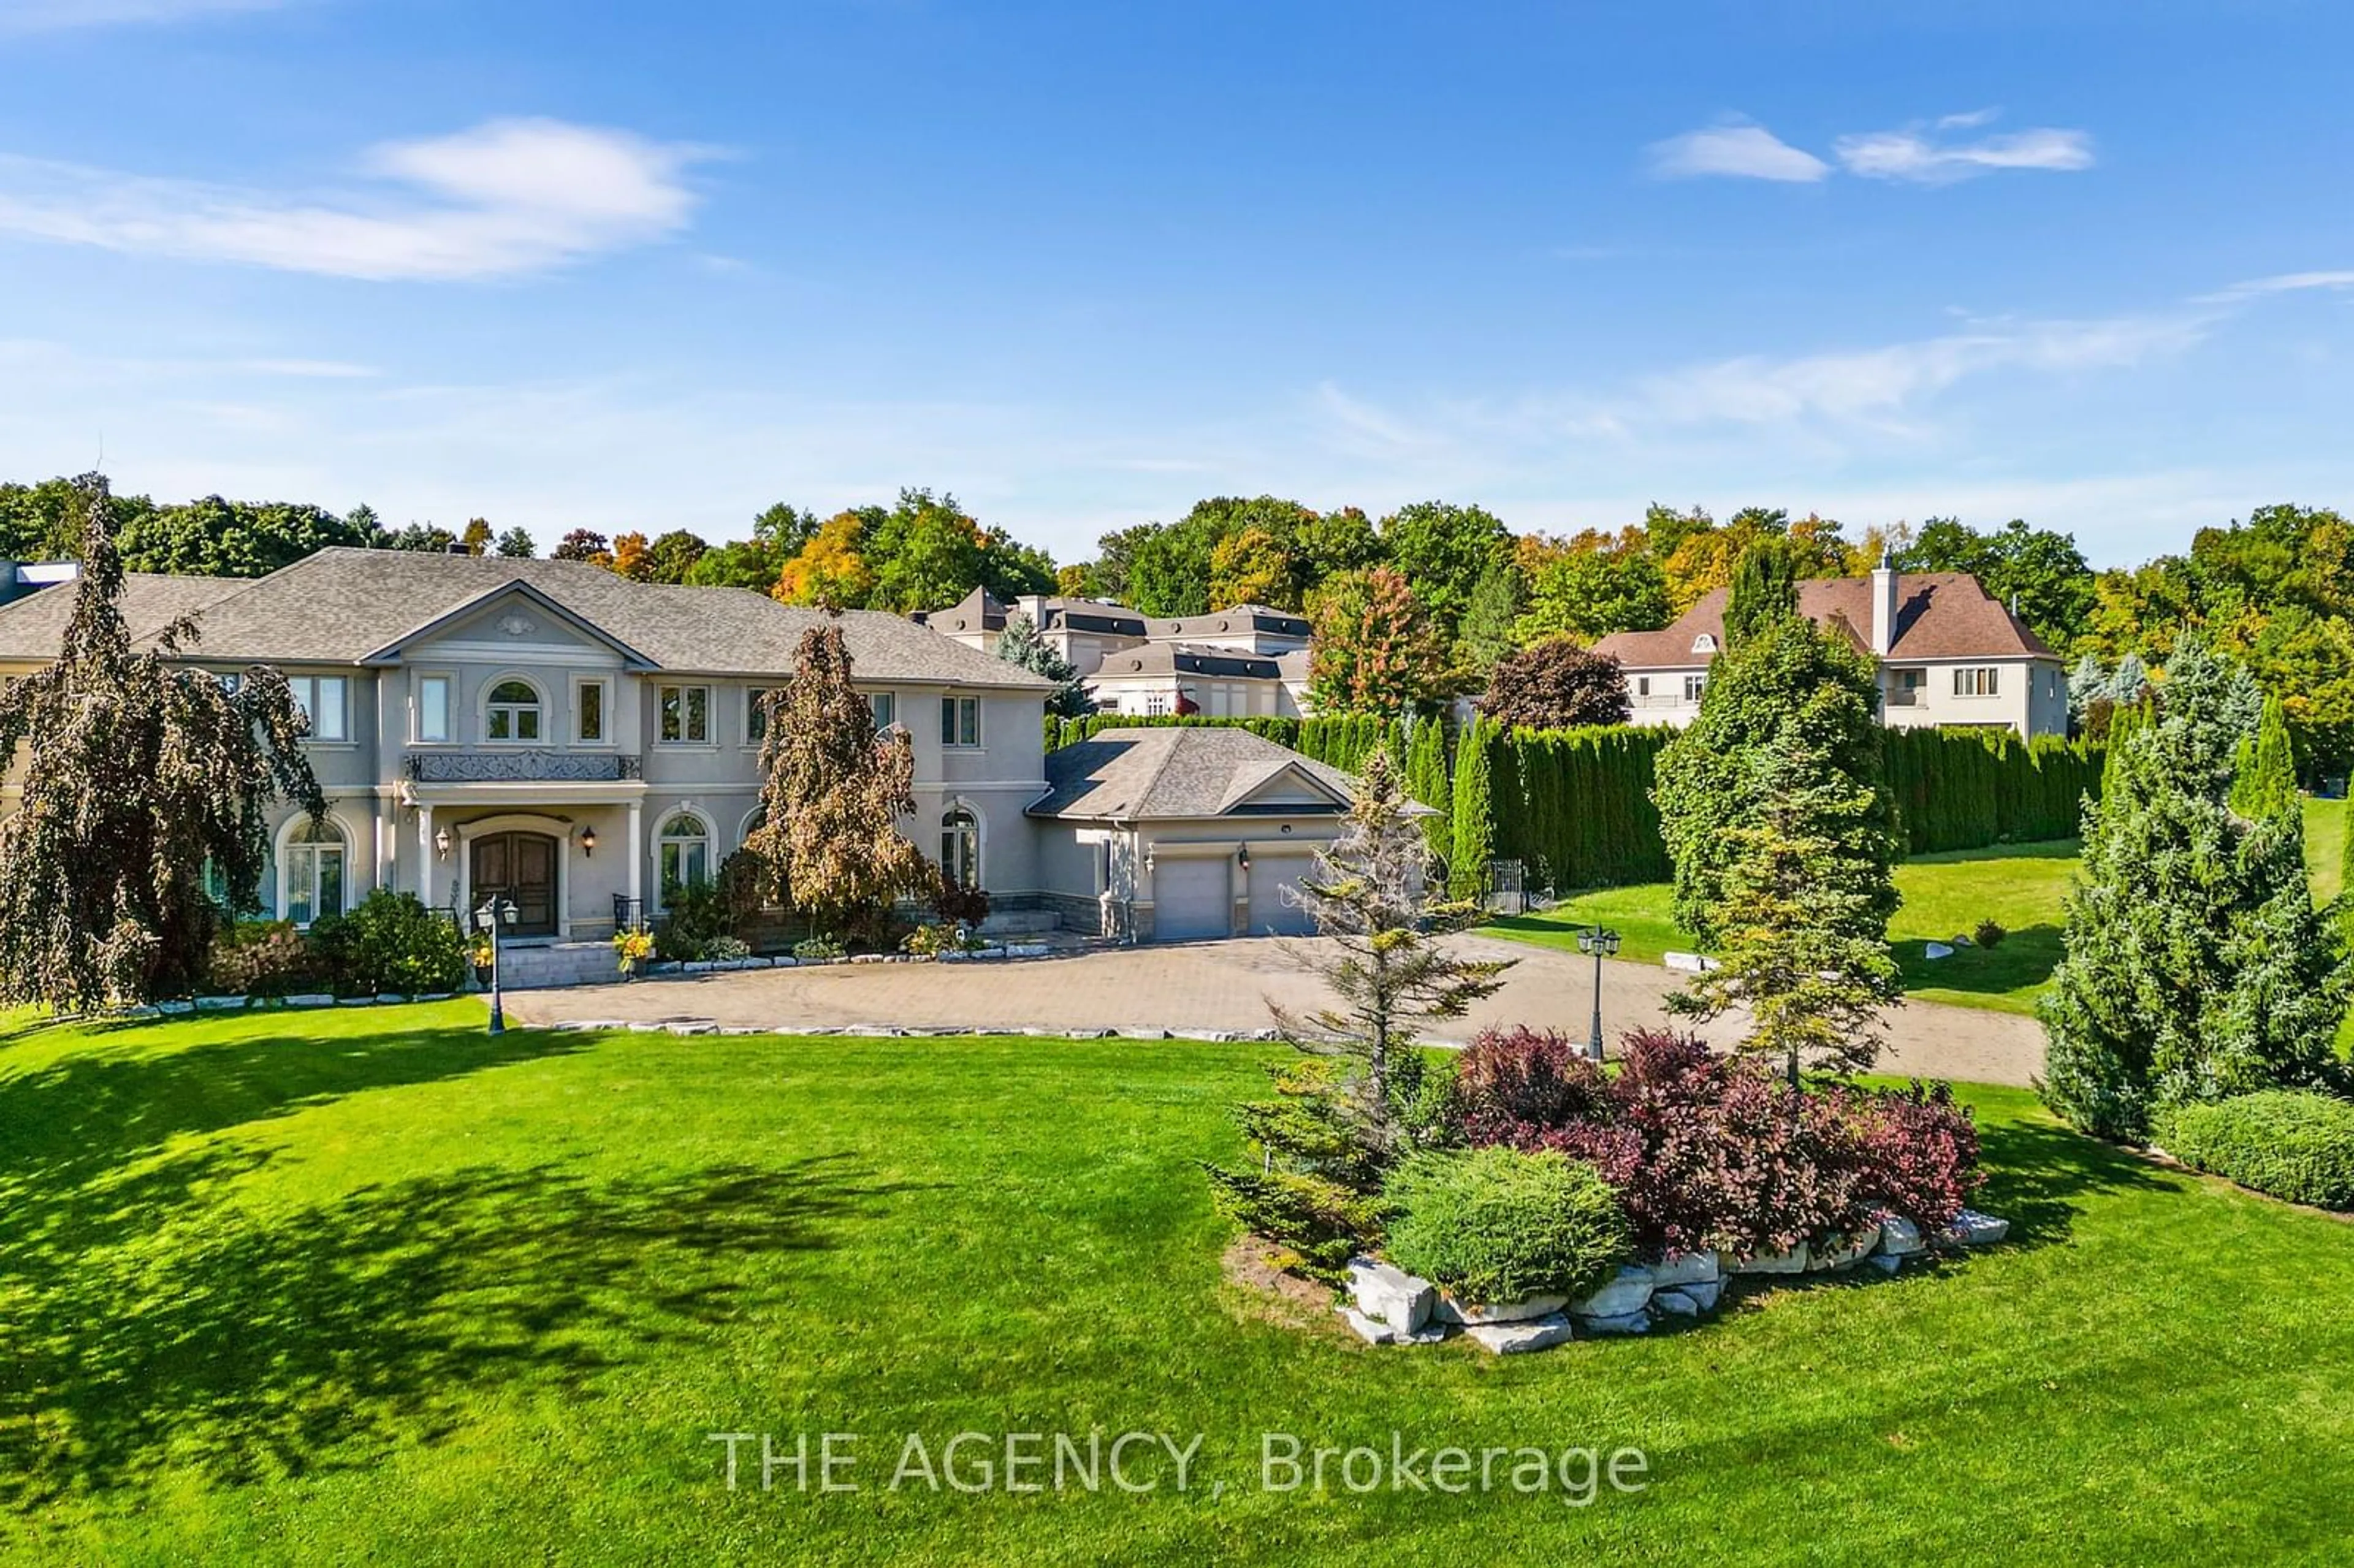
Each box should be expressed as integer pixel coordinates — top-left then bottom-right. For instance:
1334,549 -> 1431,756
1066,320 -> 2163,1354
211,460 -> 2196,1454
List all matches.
1451,1026 -> 1981,1260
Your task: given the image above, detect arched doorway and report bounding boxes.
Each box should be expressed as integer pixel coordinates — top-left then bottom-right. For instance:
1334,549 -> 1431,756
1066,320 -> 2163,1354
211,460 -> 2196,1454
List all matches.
471,831 -> 558,937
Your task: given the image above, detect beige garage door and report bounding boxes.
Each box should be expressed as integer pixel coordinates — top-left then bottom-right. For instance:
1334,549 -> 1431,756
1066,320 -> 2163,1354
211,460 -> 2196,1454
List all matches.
1151,858 -> 1232,942
1246,854 -> 1319,937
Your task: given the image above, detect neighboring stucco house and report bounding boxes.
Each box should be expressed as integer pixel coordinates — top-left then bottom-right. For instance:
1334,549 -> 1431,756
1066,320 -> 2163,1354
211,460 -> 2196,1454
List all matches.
0,548 -> 1354,964
1588,567 -> 2068,738
920,587 -> 1315,719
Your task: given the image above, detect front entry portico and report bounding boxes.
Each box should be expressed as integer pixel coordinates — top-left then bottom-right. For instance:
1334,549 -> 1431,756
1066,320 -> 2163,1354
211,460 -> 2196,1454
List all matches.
470,830 -> 559,937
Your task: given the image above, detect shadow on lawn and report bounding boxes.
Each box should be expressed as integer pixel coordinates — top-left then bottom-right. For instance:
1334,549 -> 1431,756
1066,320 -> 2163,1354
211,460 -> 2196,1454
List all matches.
0,1022 -> 593,1251
1891,923 -> 2063,1000
1973,1114 -> 2175,1249
0,1153 -> 892,1505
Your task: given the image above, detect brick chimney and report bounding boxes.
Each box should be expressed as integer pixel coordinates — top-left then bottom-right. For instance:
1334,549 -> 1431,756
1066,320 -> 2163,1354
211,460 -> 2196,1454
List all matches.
1870,566 -> 1899,656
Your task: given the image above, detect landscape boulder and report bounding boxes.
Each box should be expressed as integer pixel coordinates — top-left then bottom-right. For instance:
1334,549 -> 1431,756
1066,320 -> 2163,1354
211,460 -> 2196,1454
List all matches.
1876,1216 -> 1925,1257
1566,1265 -> 1655,1320
1463,1314 -> 1575,1354
1647,1250 -> 1721,1288
1944,1209 -> 2011,1247
1347,1257 -> 1436,1335
1732,1244 -> 1810,1275
1433,1293 -> 1567,1326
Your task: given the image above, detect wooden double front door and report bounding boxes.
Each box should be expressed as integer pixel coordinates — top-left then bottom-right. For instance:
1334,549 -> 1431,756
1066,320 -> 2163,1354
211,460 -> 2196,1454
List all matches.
470,831 -> 559,937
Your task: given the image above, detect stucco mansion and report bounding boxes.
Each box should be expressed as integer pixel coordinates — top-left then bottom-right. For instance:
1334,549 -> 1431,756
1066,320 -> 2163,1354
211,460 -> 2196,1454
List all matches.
0,549 -> 1355,956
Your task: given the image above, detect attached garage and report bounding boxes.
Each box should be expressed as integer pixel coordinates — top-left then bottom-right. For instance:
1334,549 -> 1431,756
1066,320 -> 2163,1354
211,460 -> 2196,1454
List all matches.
1026,726 -> 1359,945
1246,854 -> 1319,937
1149,856 -> 1232,942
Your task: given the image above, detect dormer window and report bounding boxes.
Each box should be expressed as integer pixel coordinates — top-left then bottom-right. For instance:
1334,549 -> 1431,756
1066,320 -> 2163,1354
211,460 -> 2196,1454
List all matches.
1691,633 -> 1718,655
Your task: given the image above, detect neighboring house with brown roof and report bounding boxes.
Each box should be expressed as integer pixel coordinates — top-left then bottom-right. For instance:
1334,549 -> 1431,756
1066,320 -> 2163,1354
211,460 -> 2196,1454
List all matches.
919,587 -> 1315,719
1588,566 -> 2068,738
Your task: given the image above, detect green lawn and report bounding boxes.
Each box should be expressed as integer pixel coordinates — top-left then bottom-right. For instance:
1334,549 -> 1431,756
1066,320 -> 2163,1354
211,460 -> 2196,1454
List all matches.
1493,795 -> 2354,1019
6,1003 -> 2354,1563
1489,840 -> 2080,1015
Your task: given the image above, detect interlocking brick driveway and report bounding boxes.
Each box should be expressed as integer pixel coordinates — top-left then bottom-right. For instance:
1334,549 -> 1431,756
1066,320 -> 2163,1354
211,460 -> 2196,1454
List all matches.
506,934 -> 2046,1087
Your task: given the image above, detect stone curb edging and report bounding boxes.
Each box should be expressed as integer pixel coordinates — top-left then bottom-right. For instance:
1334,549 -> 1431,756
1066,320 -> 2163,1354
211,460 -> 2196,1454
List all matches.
538,1018 -> 1292,1042
118,991 -> 464,1019
637,942 -> 1061,980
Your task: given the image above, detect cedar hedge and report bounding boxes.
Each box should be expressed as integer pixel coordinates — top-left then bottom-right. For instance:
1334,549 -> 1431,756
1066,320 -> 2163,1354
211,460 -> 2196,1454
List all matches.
1049,715 -> 2103,889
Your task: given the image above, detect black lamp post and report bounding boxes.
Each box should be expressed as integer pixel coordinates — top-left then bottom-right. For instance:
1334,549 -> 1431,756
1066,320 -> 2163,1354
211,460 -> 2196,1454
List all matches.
476,894 -> 517,1034
1575,924 -> 1621,1063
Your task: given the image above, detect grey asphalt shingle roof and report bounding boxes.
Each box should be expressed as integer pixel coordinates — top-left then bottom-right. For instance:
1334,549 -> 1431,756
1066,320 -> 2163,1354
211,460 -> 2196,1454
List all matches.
0,572 -> 249,654
0,549 -> 1054,688
1028,726 -> 1355,820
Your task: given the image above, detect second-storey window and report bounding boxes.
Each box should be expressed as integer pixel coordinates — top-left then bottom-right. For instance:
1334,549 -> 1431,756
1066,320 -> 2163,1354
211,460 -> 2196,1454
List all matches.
867,692 -> 896,732
1954,667 -> 2000,698
286,675 -> 348,741
660,684 -> 711,744
940,696 -> 980,747
745,688 -> 772,746
417,674 -> 451,742
576,679 -> 607,744
1682,674 -> 1707,703
486,679 -> 542,741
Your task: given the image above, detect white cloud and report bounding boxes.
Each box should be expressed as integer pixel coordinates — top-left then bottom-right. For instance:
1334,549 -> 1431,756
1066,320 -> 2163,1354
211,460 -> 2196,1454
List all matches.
2195,270 -> 2354,305
1645,122 -> 1829,183
0,118 -> 712,280
1834,121 -> 2093,183
1632,311 -> 2205,427
0,0 -> 290,32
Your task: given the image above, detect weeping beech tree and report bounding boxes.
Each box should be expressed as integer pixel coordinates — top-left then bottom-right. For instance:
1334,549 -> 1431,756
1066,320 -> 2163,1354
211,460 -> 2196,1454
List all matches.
0,474 -> 323,1011
744,618 -> 938,943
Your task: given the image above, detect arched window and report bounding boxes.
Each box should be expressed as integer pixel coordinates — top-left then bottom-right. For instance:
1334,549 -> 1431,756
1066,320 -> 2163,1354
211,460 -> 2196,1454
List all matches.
940,806 -> 980,888
284,818 -> 346,927
487,679 -> 543,742
659,810 -> 712,894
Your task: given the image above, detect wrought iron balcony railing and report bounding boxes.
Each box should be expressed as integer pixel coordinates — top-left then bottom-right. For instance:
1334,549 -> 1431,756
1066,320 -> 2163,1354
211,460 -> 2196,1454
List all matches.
405,750 -> 644,783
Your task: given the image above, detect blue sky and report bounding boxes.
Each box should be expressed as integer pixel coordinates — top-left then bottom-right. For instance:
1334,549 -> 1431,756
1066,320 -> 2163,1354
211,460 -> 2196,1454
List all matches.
0,0 -> 2348,566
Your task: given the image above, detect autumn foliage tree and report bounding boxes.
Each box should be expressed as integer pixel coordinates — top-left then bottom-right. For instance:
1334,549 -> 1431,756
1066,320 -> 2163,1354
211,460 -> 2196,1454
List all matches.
1306,566 -> 1447,717
0,475 -> 324,1011
773,512 -> 878,609
744,619 -> 937,943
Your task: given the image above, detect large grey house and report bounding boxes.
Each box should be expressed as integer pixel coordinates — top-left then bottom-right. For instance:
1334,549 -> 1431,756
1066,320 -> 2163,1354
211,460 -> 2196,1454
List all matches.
920,587 -> 1315,719
0,548 -> 1352,957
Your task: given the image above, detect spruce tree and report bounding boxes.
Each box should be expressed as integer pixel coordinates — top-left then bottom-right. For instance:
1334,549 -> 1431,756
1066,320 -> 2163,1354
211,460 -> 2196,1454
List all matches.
1449,715 -> 1496,901
1653,612 -> 1897,949
1674,730 -> 1904,1080
0,474 -> 324,1010
992,614 -> 1094,718
2040,637 -> 2350,1140
1267,749 -> 1512,1160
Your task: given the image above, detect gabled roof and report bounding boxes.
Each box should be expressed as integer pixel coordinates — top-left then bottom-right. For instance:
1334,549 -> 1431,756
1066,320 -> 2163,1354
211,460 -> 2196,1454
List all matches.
0,549 -> 1054,687
1029,726 -> 1356,820
916,585 -> 1010,636
1590,571 -> 2055,670
358,579 -> 658,668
